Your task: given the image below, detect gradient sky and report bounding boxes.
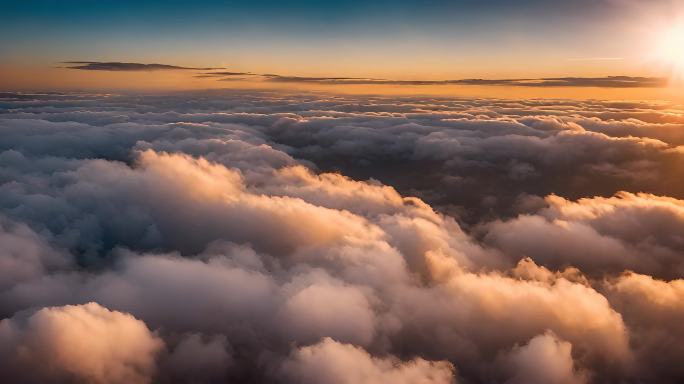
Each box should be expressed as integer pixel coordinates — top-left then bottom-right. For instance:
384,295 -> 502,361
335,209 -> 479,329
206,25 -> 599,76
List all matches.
2,0 -> 684,94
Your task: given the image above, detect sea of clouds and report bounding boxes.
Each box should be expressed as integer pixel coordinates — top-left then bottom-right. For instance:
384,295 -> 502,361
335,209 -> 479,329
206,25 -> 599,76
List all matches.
1,90 -> 684,383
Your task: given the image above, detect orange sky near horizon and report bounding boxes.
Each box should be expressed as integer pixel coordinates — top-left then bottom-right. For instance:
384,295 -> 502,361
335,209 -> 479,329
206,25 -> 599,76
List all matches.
2,64 -> 684,102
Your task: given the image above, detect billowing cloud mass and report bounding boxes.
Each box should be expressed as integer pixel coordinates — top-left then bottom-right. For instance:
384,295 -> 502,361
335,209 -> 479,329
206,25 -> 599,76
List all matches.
1,90 -> 684,383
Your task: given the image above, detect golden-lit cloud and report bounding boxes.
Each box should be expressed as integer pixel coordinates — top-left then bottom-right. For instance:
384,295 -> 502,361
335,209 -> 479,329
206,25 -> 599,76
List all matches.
0,303 -> 163,384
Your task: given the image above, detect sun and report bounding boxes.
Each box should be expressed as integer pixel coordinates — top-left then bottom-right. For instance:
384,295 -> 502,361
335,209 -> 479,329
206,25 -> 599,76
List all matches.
655,23 -> 684,84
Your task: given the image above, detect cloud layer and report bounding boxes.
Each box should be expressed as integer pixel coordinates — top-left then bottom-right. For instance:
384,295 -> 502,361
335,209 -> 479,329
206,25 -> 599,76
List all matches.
2,90 -> 684,383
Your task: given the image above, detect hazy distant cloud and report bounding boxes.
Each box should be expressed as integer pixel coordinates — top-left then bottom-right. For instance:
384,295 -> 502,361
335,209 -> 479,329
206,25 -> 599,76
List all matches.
263,74 -> 394,84
196,71 -> 260,78
263,75 -> 666,88
62,61 -> 221,71
567,57 -> 624,61
191,69 -> 669,88
516,76 -> 667,88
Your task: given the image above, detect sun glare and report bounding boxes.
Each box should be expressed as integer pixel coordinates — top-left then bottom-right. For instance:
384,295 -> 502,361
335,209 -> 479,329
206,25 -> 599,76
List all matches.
656,22 -> 684,84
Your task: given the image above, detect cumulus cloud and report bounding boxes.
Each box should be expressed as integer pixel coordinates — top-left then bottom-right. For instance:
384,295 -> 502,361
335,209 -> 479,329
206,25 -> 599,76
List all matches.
276,282 -> 377,346
2,90 -> 684,382
160,333 -> 233,383
499,332 -> 588,384
602,273 -> 684,381
0,302 -> 163,384
0,215 -> 70,290
484,192 -> 684,278
281,337 -> 456,384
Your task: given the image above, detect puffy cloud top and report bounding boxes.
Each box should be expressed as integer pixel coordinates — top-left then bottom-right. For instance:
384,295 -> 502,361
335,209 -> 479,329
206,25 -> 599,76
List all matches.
0,302 -> 163,384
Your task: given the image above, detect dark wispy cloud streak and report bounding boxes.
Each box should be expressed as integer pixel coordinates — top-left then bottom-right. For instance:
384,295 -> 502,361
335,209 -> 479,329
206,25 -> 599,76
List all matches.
261,75 -> 667,87
62,61 -> 221,71
191,69 -> 670,88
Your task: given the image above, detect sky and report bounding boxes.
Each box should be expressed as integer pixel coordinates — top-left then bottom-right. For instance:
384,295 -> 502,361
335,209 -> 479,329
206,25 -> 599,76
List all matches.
2,0 -> 684,96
